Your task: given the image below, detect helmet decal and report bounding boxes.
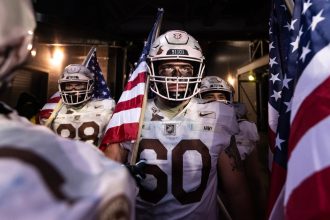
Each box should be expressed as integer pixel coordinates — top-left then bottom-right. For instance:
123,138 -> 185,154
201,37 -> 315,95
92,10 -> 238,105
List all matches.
173,33 -> 182,39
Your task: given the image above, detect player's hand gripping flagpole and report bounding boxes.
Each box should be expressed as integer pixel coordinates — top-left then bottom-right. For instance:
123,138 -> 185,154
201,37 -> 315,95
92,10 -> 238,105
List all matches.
40,46 -> 111,127
99,8 -> 164,165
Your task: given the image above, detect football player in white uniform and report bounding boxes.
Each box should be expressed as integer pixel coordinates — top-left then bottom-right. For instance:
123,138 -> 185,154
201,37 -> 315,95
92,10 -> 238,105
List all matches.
0,0 -> 135,219
200,76 -> 260,160
40,64 -> 115,147
105,30 -> 254,220
200,76 -> 267,219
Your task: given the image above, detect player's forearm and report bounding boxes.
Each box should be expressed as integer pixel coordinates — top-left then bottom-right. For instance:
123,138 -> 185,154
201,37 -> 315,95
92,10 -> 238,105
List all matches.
104,143 -> 128,163
227,187 -> 255,220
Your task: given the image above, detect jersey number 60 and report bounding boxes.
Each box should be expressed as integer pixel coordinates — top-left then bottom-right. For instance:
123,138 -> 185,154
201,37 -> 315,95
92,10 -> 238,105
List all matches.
137,139 -> 211,205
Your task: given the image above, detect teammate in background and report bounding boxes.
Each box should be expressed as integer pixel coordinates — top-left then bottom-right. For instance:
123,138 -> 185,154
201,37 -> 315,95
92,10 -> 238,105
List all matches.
199,76 -> 259,160
39,64 -> 115,147
199,76 -> 234,104
0,0 -> 135,219
200,75 -> 267,219
104,30 -> 254,220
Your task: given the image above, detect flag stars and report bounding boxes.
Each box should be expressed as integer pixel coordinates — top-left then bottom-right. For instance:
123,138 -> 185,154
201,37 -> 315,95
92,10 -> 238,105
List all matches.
284,99 -> 292,113
290,35 -> 300,53
302,0 -> 312,14
275,134 -> 285,150
271,90 -> 282,102
298,25 -> 304,37
269,57 -> 278,68
284,22 -> 291,31
282,74 -> 292,89
269,42 -> 275,51
289,19 -> 298,31
270,73 -> 280,84
300,41 -> 311,63
310,10 -> 325,31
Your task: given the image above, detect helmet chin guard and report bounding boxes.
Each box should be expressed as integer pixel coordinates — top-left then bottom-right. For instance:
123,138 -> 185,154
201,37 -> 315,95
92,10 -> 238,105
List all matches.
148,30 -> 205,101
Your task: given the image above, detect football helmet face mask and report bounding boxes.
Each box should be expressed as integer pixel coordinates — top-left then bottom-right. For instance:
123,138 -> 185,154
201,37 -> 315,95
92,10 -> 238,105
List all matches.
0,0 -> 36,87
148,30 -> 205,101
199,76 -> 233,104
58,64 -> 94,106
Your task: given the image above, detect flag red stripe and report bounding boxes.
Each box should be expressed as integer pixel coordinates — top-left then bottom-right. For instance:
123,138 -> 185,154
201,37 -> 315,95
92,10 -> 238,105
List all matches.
289,76 -> 330,158
267,162 -> 286,218
114,95 -> 144,114
100,123 -> 139,147
125,71 -> 146,91
286,167 -> 330,220
48,96 -> 61,104
39,109 -> 53,120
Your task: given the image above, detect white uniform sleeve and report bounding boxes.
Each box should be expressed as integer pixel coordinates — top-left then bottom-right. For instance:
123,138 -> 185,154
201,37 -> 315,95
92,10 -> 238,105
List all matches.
217,103 -> 239,136
0,113 -> 136,220
240,121 -> 259,142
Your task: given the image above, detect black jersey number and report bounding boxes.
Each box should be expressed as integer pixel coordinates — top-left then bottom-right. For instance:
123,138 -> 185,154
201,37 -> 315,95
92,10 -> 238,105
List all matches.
137,139 -> 211,204
56,121 -> 99,145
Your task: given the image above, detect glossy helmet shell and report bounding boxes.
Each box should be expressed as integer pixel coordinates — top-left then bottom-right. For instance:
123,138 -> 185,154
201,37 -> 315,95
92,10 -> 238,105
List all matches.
199,76 -> 233,104
148,30 -> 205,101
58,64 -> 94,105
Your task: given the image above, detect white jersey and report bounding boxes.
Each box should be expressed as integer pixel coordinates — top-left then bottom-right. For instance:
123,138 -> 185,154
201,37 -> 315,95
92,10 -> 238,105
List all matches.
0,102 -> 135,220
235,119 -> 259,160
124,98 -> 238,220
52,99 -> 115,146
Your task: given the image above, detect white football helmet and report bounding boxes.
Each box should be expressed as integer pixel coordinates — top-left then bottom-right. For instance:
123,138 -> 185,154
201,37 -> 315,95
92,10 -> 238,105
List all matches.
0,0 -> 36,87
148,30 -> 205,101
199,76 -> 233,104
58,64 -> 94,105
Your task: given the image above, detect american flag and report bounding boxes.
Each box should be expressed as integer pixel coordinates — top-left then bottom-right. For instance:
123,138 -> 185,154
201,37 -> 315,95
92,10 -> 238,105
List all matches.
268,0 -> 330,219
88,49 -> 111,99
38,49 -> 111,123
99,9 -> 164,150
267,0 -> 293,218
284,0 -> 330,219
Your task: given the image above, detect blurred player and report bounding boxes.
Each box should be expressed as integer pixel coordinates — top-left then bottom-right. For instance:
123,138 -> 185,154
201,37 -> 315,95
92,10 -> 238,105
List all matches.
0,0 -> 135,219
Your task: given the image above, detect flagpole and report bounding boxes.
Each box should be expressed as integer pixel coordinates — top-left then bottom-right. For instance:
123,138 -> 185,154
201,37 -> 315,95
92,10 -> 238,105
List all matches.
82,46 -> 97,67
44,46 -> 97,128
130,76 -> 150,165
129,8 -> 164,165
285,0 -> 294,15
